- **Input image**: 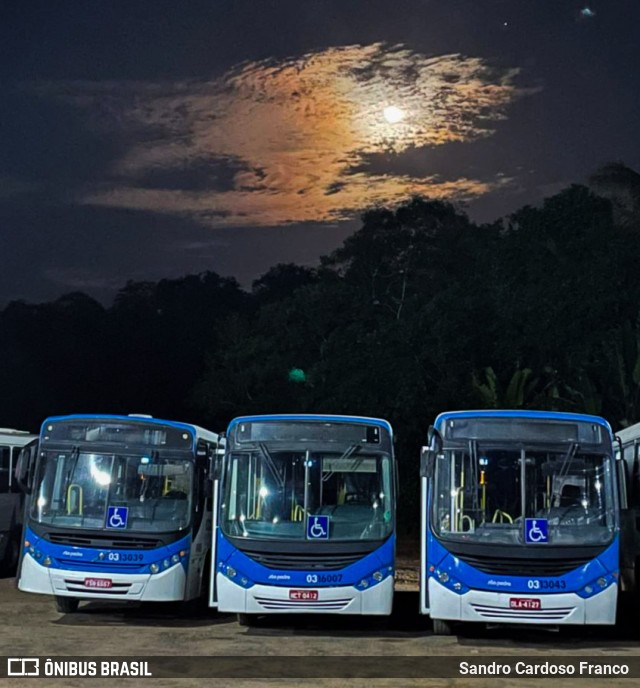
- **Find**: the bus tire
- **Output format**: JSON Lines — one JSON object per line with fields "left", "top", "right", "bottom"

{"left": 55, "top": 596, "right": 79, "bottom": 614}
{"left": 237, "top": 613, "right": 258, "bottom": 627}
{"left": 432, "top": 618, "right": 453, "bottom": 635}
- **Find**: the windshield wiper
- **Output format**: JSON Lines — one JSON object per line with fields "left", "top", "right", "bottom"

{"left": 258, "top": 442, "right": 285, "bottom": 489}
{"left": 552, "top": 442, "right": 580, "bottom": 506}
{"left": 66, "top": 445, "right": 81, "bottom": 481}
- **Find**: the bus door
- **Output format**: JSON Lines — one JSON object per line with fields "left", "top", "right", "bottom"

{"left": 208, "top": 442, "right": 224, "bottom": 608}
{"left": 419, "top": 430, "right": 439, "bottom": 615}
{"left": 13, "top": 439, "right": 38, "bottom": 580}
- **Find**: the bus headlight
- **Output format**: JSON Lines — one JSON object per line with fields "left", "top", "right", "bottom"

{"left": 171, "top": 554, "right": 180, "bottom": 564}
{"left": 150, "top": 563, "right": 160, "bottom": 574}
{"left": 220, "top": 563, "right": 253, "bottom": 588}
{"left": 43, "top": 556, "right": 52, "bottom": 566}
{"left": 430, "top": 568, "right": 467, "bottom": 594}
{"left": 579, "top": 574, "right": 613, "bottom": 598}
{"left": 163, "top": 559, "right": 170, "bottom": 569}
{"left": 355, "top": 567, "right": 392, "bottom": 591}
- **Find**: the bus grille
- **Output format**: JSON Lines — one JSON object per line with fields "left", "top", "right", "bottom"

{"left": 240, "top": 550, "right": 363, "bottom": 570}
{"left": 254, "top": 596, "right": 352, "bottom": 611}
{"left": 63, "top": 578, "right": 133, "bottom": 595}
{"left": 457, "top": 554, "right": 590, "bottom": 577}
{"left": 45, "top": 533, "right": 160, "bottom": 550}
{"left": 470, "top": 603, "right": 575, "bottom": 621}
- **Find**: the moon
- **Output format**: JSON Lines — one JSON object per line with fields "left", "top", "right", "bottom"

{"left": 383, "top": 105, "right": 405, "bottom": 124}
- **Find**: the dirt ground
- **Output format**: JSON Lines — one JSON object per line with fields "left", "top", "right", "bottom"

{"left": 1, "top": 555, "right": 639, "bottom": 688}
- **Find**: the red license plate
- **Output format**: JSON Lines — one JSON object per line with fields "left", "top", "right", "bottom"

{"left": 84, "top": 578, "right": 112, "bottom": 589}
{"left": 289, "top": 589, "right": 318, "bottom": 601}
{"left": 509, "top": 597, "right": 541, "bottom": 610}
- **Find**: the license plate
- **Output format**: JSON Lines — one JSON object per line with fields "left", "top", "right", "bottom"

{"left": 509, "top": 597, "right": 541, "bottom": 610}
{"left": 84, "top": 578, "right": 112, "bottom": 589}
{"left": 289, "top": 589, "right": 318, "bottom": 601}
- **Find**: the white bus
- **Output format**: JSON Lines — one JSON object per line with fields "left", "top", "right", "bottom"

{"left": 0, "top": 428, "right": 37, "bottom": 574}
{"left": 16, "top": 414, "right": 223, "bottom": 613}
{"left": 212, "top": 414, "right": 397, "bottom": 625}
{"left": 420, "top": 410, "right": 620, "bottom": 634}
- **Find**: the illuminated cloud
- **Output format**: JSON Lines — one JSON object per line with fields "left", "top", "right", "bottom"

{"left": 41, "top": 43, "right": 533, "bottom": 226}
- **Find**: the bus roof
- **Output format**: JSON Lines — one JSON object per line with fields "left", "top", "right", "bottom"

{"left": 614, "top": 421, "right": 640, "bottom": 445}
{"left": 433, "top": 409, "right": 613, "bottom": 435}
{"left": 227, "top": 414, "right": 393, "bottom": 436}
{"left": 0, "top": 429, "right": 37, "bottom": 446}
{"left": 40, "top": 413, "right": 222, "bottom": 443}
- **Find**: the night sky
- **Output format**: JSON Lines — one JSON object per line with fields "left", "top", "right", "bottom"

{"left": 2, "top": 0, "right": 639, "bottom": 305}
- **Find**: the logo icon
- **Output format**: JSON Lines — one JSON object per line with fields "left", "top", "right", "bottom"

{"left": 106, "top": 506, "right": 128, "bottom": 530}
{"left": 306, "top": 515, "right": 329, "bottom": 540}
{"left": 525, "top": 518, "right": 549, "bottom": 544}
{"left": 7, "top": 658, "right": 40, "bottom": 676}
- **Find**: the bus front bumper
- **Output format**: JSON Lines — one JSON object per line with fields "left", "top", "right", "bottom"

{"left": 428, "top": 578, "right": 617, "bottom": 625}
{"left": 217, "top": 573, "right": 393, "bottom": 615}
{"left": 18, "top": 555, "right": 186, "bottom": 602}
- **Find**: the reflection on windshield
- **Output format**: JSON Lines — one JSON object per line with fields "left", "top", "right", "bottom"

{"left": 433, "top": 446, "right": 615, "bottom": 545}
{"left": 221, "top": 449, "right": 393, "bottom": 541}
{"left": 32, "top": 450, "right": 192, "bottom": 532}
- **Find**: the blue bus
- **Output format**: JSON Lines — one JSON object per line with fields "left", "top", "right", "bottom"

{"left": 420, "top": 410, "right": 620, "bottom": 634}
{"left": 211, "top": 414, "right": 396, "bottom": 624}
{"left": 16, "top": 414, "right": 223, "bottom": 613}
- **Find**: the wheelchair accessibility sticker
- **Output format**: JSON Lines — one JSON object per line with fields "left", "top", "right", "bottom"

{"left": 106, "top": 506, "right": 129, "bottom": 530}
{"left": 307, "top": 515, "right": 329, "bottom": 540}
{"left": 525, "top": 518, "right": 548, "bottom": 544}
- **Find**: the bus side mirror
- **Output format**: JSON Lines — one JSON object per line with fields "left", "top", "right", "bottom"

{"left": 614, "top": 436, "right": 628, "bottom": 509}
{"left": 209, "top": 447, "right": 224, "bottom": 482}
{"left": 15, "top": 441, "right": 37, "bottom": 494}
{"left": 420, "top": 425, "right": 440, "bottom": 478}
{"left": 420, "top": 447, "right": 435, "bottom": 479}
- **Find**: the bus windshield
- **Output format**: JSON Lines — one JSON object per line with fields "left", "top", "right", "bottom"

{"left": 433, "top": 446, "right": 616, "bottom": 546}
{"left": 221, "top": 448, "right": 393, "bottom": 541}
{"left": 31, "top": 450, "right": 193, "bottom": 531}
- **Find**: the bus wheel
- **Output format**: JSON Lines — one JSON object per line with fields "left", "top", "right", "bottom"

{"left": 55, "top": 596, "right": 79, "bottom": 614}
{"left": 237, "top": 613, "right": 258, "bottom": 627}
{"left": 432, "top": 618, "right": 453, "bottom": 636}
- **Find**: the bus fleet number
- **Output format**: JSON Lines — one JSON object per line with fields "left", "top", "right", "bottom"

{"left": 306, "top": 574, "right": 343, "bottom": 584}
{"left": 527, "top": 579, "right": 566, "bottom": 590}
{"left": 106, "top": 553, "right": 144, "bottom": 562}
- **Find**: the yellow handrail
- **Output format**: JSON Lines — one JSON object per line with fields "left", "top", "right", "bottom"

{"left": 67, "top": 484, "right": 83, "bottom": 515}
{"left": 492, "top": 509, "right": 513, "bottom": 524}
{"left": 291, "top": 504, "right": 305, "bottom": 522}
